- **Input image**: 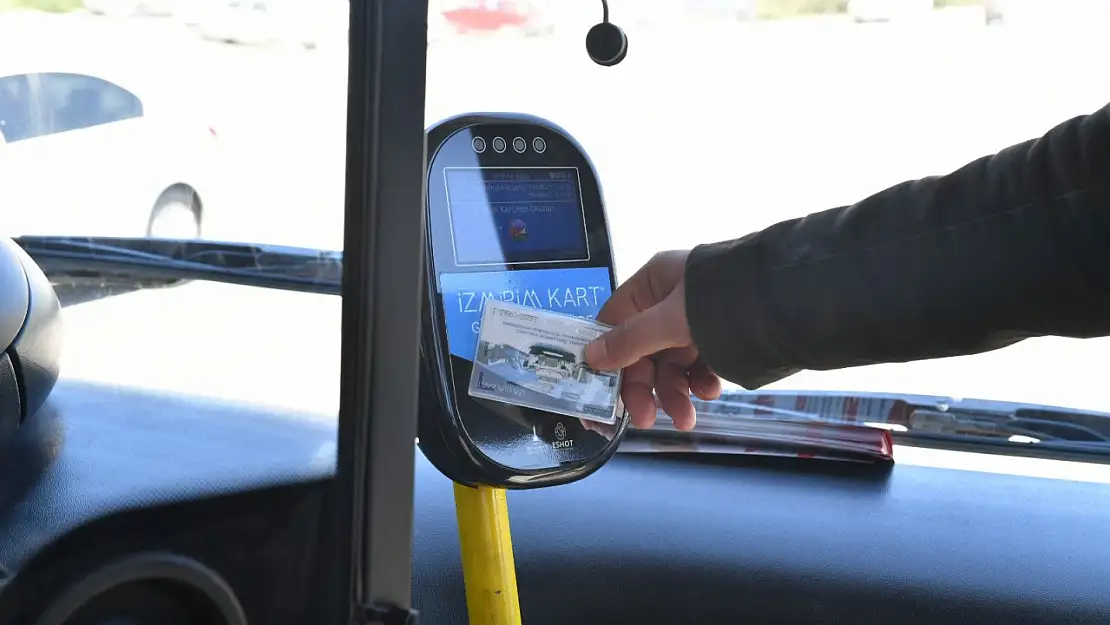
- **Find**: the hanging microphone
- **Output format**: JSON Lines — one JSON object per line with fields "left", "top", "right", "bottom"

{"left": 586, "top": 0, "right": 627, "bottom": 66}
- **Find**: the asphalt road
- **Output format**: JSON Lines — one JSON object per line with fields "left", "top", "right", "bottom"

{"left": 17, "top": 9, "right": 1110, "bottom": 418}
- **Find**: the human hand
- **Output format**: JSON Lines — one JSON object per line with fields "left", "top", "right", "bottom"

{"left": 584, "top": 250, "right": 721, "bottom": 431}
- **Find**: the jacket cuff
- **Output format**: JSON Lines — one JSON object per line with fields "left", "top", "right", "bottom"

{"left": 684, "top": 238, "right": 800, "bottom": 389}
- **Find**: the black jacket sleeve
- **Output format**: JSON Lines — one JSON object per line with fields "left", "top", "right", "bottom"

{"left": 684, "top": 101, "right": 1110, "bottom": 390}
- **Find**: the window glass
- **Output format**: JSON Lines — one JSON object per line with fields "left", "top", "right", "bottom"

{"left": 36, "top": 72, "right": 143, "bottom": 136}
{"left": 426, "top": 0, "right": 1110, "bottom": 434}
{"left": 0, "top": 74, "right": 39, "bottom": 143}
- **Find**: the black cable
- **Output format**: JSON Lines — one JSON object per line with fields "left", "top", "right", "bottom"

{"left": 600, "top": 0, "right": 608, "bottom": 23}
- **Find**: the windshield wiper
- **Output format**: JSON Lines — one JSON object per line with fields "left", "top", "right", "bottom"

{"left": 681, "top": 389, "right": 1110, "bottom": 453}
{"left": 622, "top": 414, "right": 895, "bottom": 464}
{"left": 13, "top": 236, "right": 342, "bottom": 296}
{"left": 623, "top": 390, "right": 1110, "bottom": 465}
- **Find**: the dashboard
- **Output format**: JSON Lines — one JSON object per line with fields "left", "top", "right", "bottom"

{"left": 0, "top": 379, "right": 1107, "bottom": 624}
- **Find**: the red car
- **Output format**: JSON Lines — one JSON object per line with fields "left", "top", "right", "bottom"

{"left": 434, "top": 0, "right": 554, "bottom": 37}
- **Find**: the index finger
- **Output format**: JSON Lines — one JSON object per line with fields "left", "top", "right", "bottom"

{"left": 595, "top": 284, "right": 645, "bottom": 329}
{"left": 595, "top": 261, "right": 657, "bottom": 327}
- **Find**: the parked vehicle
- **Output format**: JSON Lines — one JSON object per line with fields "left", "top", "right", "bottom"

{"left": 0, "top": 66, "right": 221, "bottom": 239}
{"left": 436, "top": 0, "right": 555, "bottom": 37}
{"left": 847, "top": 0, "right": 933, "bottom": 23}
{"left": 195, "top": 0, "right": 346, "bottom": 49}
{"left": 83, "top": 0, "right": 178, "bottom": 17}
{"left": 983, "top": 0, "right": 1006, "bottom": 23}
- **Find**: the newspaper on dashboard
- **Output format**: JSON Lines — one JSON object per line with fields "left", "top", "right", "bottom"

{"left": 468, "top": 299, "right": 622, "bottom": 426}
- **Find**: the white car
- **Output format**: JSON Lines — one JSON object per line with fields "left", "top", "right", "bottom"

{"left": 83, "top": 0, "right": 179, "bottom": 17}
{"left": 0, "top": 65, "right": 223, "bottom": 239}
{"left": 176, "top": 0, "right": 225, "bottom": 28}
{"left": 195, "top": 0, "right": 275, "bottom": 46}
{"left": 196, "top": 0, "right": 347, "bottom": 49}
{"left": 847, "top": 0, "right": 933, "bottom": 22}
{"left": 285, "top": 0, "right": 348, "bottom": 50}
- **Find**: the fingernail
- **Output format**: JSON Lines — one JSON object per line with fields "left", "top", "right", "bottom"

{"left": 584, "top": 339, "right": 606, "bottom": 366}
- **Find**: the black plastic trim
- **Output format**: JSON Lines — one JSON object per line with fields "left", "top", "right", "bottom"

{"left": 336, "top": 0, "right": 428, "bottom": 621}
{"left": 33, "top": 552, "right": 247, "bottom": 625}
{"left": 9, "top": 241, "right": 62, "bottom": 424}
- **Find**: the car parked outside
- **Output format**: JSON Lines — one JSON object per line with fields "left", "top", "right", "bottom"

{"left": 0, "top": 66, "right": 223, "bottom": 239}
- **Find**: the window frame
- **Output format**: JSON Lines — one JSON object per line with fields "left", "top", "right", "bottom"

{"left": 332, "top": 0, "right": 429, "bottom": 623}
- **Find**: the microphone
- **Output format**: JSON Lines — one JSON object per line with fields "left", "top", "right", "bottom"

{"left": 586, "top": 0, "right": 627, "bottom": 66}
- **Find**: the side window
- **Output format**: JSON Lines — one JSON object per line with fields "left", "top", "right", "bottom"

{"left": 0, "top": 74, "right": 38, "bottom": 143}
{"left": 35, "top": 73, "right": 143, "bottom": 136}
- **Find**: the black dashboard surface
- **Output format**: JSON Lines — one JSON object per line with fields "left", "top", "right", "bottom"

{"left": 4, "top": 380, "right": 1110, "bottom": 624}
{"left": 0, "top": 381, "right": 336, "bottom": 574}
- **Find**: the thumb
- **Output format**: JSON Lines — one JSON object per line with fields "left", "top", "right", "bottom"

{"left": 585, "top": 297, "right": 685, "bottom": 370}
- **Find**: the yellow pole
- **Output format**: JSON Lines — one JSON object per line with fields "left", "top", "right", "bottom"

{"left": 453, "top": 482, "right": 523, "bottom": 625}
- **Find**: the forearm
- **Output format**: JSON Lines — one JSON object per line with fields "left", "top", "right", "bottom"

{"left": 685, "top": 102, "right": 1110, "bottom": 389}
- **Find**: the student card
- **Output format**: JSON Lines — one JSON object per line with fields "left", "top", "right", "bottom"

{"left": 468, "top": 299, "right": 622, "bottom": 426}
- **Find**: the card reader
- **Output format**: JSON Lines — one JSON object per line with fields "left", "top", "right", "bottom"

{"left": 418, "top": 113, "right": 630, "bottom": 489}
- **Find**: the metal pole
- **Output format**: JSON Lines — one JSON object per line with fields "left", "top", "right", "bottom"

{"left": 454, "top": 484, "right": 524, "bottom": 625}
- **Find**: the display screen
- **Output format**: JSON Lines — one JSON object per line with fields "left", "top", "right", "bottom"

{"left": 444, "top": 167, "right": 590, "bottom": 266}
